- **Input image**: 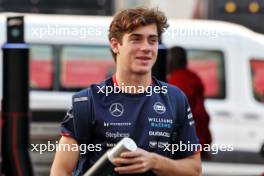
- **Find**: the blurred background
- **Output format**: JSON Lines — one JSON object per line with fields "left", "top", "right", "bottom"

{"left": 0, "top": 0, "right": 264, "bottom": 175}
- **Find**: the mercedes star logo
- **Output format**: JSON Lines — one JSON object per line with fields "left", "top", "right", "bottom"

{"left": 109, "top": 103, "right": 124, "bottom": 117}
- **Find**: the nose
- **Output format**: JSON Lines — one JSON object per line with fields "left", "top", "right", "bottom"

{"left": 140, "top": 39, "right": 152, "bottom": 53}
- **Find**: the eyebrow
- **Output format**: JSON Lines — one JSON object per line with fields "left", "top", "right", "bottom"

{"left": 129, "top": 33, "right": 158, "bottom": 38}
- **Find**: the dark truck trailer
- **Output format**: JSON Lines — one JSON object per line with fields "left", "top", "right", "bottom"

{"left": 193, "top": 0, "right": 264, "bottom": 34}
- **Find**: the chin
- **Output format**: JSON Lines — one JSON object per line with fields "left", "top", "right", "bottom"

{"left": 133, "top": 68, "right": 151, "bottom": 75}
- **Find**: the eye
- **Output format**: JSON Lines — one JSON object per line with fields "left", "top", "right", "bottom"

{"left": 131, "top": 37, "right": 140, "bottom": 41}
{"left": 149, "top": 37, "right": 158, "bottom": 43}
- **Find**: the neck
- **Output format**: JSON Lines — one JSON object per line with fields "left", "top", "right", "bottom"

{"left": 115, "top": 70, "right": 152, "bottom": 93}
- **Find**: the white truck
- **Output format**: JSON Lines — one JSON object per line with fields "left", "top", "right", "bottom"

{"left": 0, "top": 13, "right": 263, "bottom": 158}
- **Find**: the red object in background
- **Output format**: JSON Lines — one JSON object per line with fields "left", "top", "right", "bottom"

{"left": 30, "top": 59, "right": 53, "bottom": 89}
{"left": 168, "top": 68, "right": 212, "bottom": 147}
{"left": 189, "top": 59, "right": 218, "bottom": 97}
{"left": 61, "top": 59, "right": 114, "bottom": 88}
{"left": 251, "top": 60, "right": 264, "bottom": 95}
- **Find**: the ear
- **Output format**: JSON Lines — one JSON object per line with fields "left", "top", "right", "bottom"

{"left": 110, "top": 38, "right": 120, "bottom": 54}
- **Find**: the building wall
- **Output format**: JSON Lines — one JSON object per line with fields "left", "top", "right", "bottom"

{"left": 114, "top": 0, "right": 197, "bottom": 19}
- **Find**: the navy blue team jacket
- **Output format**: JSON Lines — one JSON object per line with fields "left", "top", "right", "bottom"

{"left": 60, "top": 76, "right": 200, "bottom": 176}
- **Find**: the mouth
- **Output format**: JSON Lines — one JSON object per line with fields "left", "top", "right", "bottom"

{"left": 135, "top": 56, "right": 152, "bottom": 61}
{"left": 135, "top": 56, "right": 152, "bottom": 67}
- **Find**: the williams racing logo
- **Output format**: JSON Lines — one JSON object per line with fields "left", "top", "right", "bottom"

{"left": 148, "top": 117, "right": 173, "bottom": 129}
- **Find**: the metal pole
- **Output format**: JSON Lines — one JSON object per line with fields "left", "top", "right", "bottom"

{"left": 1, "top": 16, "right": 33, "bottom": 176}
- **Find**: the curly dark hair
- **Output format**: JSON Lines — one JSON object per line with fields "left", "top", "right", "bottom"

{"left": 108, "top": 7, "right": 169, "bottom": 60}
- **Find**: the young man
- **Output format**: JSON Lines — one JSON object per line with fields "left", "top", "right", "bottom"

{"left": 51, "top": 8, "right": 201, "bottom": 176}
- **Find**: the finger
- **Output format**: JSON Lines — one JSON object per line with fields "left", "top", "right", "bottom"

{"left": 120, "top": 151, "right": 141, "bottom": 158}
{"left": 115, "top": 163, "right": 143, "bottom": 174}
{"left": 112, "top": 157, "right": 139, "bottom": 165}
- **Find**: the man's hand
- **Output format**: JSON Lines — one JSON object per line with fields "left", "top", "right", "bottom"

{"left": 112, "top": 148, "right": 155, "bottom": 174}
{"left": 112, "top": 147, "right": 201, "bottom": 176}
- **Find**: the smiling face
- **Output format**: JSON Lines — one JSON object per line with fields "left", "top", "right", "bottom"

{"left": 110, "top": 24, "right": 159, "bottom": 75}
